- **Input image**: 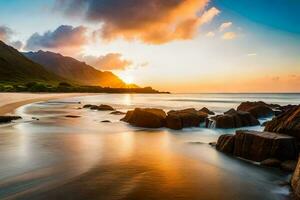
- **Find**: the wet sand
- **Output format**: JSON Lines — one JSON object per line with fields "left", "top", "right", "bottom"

{"left": 0, "top": 93, "right": 95, "bottom": 115}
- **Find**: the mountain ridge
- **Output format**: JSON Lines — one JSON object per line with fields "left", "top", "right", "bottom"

{"left": 24, "top": 50, "right": 127, "bottom": 88}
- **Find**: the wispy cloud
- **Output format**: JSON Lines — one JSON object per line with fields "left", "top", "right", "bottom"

{"left": 219, "top": 22, "right": 232, "bottom": 32}
{"left": 247, "top": 53, "right": 257, "bottom": 56}
{"left": 82, "top": 53, "right": 133, "bottom": 71}
{"left": 222, "top": 32, "right": 237, "bottom": 40}
{"left": 206, "top": 31, "right": 215, "bottom": 37}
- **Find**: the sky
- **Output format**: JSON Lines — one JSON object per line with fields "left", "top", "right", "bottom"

{"left": 0, "top": 0, "right": 299, "bottom": 93}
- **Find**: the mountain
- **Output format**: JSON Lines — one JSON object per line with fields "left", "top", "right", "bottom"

{"left": 24, "top": 51, "right": 127, "bottom": 88}
{"left": 0, "top": 40, "right": 64, "bottom": 83}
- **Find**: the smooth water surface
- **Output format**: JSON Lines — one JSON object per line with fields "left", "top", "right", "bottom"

{"left": 0, "top": 93, "right": 299, "bottom": 199}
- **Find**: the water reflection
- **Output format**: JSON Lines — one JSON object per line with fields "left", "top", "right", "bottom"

{"left": 0, "top": 94, "right": 296, "bottom": 199}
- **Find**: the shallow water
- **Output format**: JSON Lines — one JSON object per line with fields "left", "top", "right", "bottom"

{"left": 0, "top": 93, "right": 299, "bottom": 199}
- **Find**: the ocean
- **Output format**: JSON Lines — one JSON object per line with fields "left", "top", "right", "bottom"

{"left": 0, "top": 93, "right": 299, "bottom": 199}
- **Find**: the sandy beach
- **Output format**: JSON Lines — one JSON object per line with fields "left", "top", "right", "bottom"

{"left": 0, "top": 93, "right": 94, "bottom": 115}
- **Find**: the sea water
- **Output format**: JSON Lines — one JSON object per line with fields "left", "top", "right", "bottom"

{"left": 0, "top": 93, "right": 299, "bottom": 199}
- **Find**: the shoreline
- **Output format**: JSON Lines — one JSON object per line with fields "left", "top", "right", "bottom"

{"left": 0, "top": 93, "right": 96, "bottom": 115}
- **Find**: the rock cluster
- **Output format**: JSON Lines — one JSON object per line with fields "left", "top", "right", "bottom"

{"left": 121, "top": 108, "right": 208, "bottom": 130}
{"left": 216, "top": 130, "right": 298, "bottom": 162}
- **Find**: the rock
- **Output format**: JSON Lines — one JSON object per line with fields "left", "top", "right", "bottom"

{"left": 237, "top": 101, "right": 274, "bottom": 118}
{"left": 101, "top": 120, "right": 111, "bottom": 123}
{"left": 261, "top": 121, "right": 270, "bottom": 127}
{"left": 83, "top": 104, "right": 114, "bottom": 111}
{"left": 209, "top": 142, "right": 217, "bottom": 147}
{"left": 216, "top": 130, "right": 298, "bottom": 162}
{"left": 264, "top": 105, "right": 300, "bottom": 141}
{"left": 97, "top": 104, "right": 115, "bottom": 111}
{"left": 83, "top": 104, "right": 93, "bottom": 108}
{"left": 216, "top": 134, "right": 235, "bottom": 154}
{"left": 291, "top": 157, "right": 300, "bottom": 198}
{"left": 65, "top": 115, "right": 81, "bottom": 118}
{"left": 211, "top": 109, "right": 259, "bottom": 128}
{"left": 199, "top": 107, "right": 215, "bottom": 115}
{"left": 281, "top": 160, "right": 297, "bottom": 172}
{"left": 165, "top": 108, "right": 208, "bottom": 130}
{"left": 0, "top": 116, "right": 22, "bottom": 124}
{"left": 260, "top": 158, "right": 281, "bottom": 167}
{"left": 110, "top": 111, "right": 126, "bottom": 115}
{"left": 121, "top": 108, "right": 166, "bottom": 128}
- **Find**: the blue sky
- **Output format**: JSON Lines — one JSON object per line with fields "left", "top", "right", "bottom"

{"left": 0, "top": 0, "right": 299, "bottom": 92}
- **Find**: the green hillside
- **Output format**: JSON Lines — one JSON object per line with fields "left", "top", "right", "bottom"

{"left": 0, "top": 40, "right": 64, "bottom": 84}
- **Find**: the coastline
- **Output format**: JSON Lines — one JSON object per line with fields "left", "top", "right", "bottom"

{"left": 0, "top": 93, "right": 96, "bottom": 115}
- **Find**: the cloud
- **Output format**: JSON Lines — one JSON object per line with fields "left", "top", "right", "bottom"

{"left": 83, "top": 53, "right": 133, "bottom": 70}
{"left": 0, "top": 26, "right": 13, "bottom": 41}
{"left": 10, "top": 40, "right": 23, "bottom": 49}
{"left": 219, "top": 22, "right": 232, "bottom": 32}
{"left": 0, "top": 25, "right": 23, "bottom": 50}
{"left": 206, "top": 31, "right": 215, "bottom": 37}
{"left": 247, "top": 53, "right": 257, "bottom": 56}
{"left": 222, "top": 32, "right": 237, "bottom": 40}
{"left": 25, "top": 25, "right": 88, "bottom": 53}
{"left": 57, "top": 0, "right": 220, "bottom": 44}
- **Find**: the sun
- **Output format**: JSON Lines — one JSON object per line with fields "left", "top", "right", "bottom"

{"left": 120, "top": 74, "right": 134, "bottom": 84}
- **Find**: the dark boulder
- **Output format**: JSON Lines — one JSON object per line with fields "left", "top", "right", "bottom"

{"left": 237, "top": 101, "right": 274, "bottom": 118}
{"left": 0, "top": 116, "right": 22, "bottom": 124}
{"left": 291, "top": 157, "right": 300, "bottom": 198}
{"left": 199, "top": 107, "right": 215, "bottom": 115}
{"left": 101, "top": 120, "right": 111, "bottom": 123}
{"left": 281, "top": 160, "right": 297, "bottom": 172}
{"left": 211, "top": 109, "right": 259, "bottom": 128}
{"left": 83, "top": 104, "right": 93, "bottom": 108}
{"left": 121, "top": 108, "right": 166, "bottom": 128}
{"left": 264, "top": 105, "right": 300, "bottom": 141}
{"left": 216, "top": 134, "right": 235, "bottom": 154}
{"left": 165, "top": 108, "right": 208, "bottom": 130}
{"left": 216, "top": 130, "right": 298, "bottom": 162}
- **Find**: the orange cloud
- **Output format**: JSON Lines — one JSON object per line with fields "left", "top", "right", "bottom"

{"left": 83, "top": 53, "right": 133, "bottom": 71}
{"left": 222, "top": 32, "right": 237, "bottom": 40}
{"left": 58, "top": 0, "right": 220, "bottom": 44}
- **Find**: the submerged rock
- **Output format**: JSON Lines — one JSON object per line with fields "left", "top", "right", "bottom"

{"left": 211, "top": 109, "right": 259, "bottom": 128}
{"left": 83, "top": 104, "right": 115, "bottom": 111}
{"left": 199, "top": 107, "right": 215, "bottom": 115}
{"left": 237, "top": 101, "right": 274, "bottom": 118}
{"left": 166, "top": 108, "right": 207, "bottom": 130}
{"left": 0, "top": 116, "right": 22, "bottom": 124}
{"left": 65, "top": 115, "right": 81, "bottom": 118}
{"left": 264, "top": 105, "right": 300, "bottom": 141}
{"left": 216, "top": 130, "right": 298, "bottom": 162}
{"left": 110, "top": 111, "right": 126, "bottom": 115}
{"left": 260, "top": 158, "right": 281, "bottom": 168}
{"left": 97, "top": 104, "right": 115, "bottom": 111}
{"left": 121, "top": 108, "right": 166, "bottom": 128}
